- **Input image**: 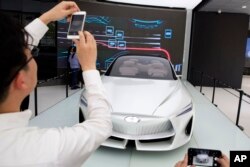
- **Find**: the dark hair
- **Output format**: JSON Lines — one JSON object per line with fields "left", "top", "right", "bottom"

{"left": 0, "top": 12, "right": 30, "bottom": 102}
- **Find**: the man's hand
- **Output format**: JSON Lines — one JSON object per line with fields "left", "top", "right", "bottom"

{"left": 39, "top": 1, "right": 80, "bottom": 24}
{"left": 73, "top": 31, "right": 97, "bottom": 71}
{"left": 175, "top": 154, "right": 195, "bottom": 167}
{"left": 215, "top": 154, "right": 229, "bottom": 167}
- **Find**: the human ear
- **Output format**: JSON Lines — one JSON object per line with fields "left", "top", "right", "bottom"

{"left": 13, "top": 71, "right": 29, "bottom": 90}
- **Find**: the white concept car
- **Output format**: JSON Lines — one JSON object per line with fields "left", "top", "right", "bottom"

{"left": 79, "top": 55, "right": 195, "bottom": 151}
{"left": 196, "top": 154, "right": 209, "bottom": 164}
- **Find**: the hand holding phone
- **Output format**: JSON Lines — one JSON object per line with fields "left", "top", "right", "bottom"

{"left": 67, "top": 11, "right": 86, "bottom": 39}
{"left": 188, "top": 148, "right": 222, "bottom": 167}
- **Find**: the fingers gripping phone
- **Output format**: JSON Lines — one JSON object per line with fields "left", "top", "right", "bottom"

{"left": 67, "top": 11, "right": 86, "bottom": 39}
{"left": 188, "top": 148, "right": 222, "bottom": 167}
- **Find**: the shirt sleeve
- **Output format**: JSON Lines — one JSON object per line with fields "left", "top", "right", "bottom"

{"left": 58, "top": 70, "right": 112, "bottom": 165}
{"left": 33, "top": 70, "right": 112, "bottom": 166}
{"left": 24, "top": 18, "right": 112, "bottom": 165}
{"left": 24, "top": 18, "right": 49, "bottom": 47}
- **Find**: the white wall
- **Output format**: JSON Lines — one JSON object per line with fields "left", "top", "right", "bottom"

{"left": 181, "top": 9, "right": 193, "bottom": 80}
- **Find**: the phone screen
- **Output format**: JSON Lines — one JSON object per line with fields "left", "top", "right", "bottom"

{"left": 68, "top": 14, "right": 85, "bottom": 35}
{"left": 188, "top": 148, "right": 222, "bottom": 167}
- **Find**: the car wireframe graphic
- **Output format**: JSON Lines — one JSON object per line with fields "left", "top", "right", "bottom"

{"left": 79, "top": 54, "right": 195, "bottom": 151}
{"left": 196, "top": 154, "right": 209, "bottom": 163}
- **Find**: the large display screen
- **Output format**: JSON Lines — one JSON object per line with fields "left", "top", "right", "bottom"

{"left": 57, "top": 1, "right": 186, "bottom": 74}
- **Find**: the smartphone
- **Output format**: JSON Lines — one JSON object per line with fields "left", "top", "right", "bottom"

{"left": 188, "top": 148, "right": 222, "bottom": 167}
{"left": 67, "top": 11, "right": 86, "bottom": 39}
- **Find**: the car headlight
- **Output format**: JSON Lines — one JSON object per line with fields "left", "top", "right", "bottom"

{"left": 177, "top": 103, "right": 192, "bottom": 117}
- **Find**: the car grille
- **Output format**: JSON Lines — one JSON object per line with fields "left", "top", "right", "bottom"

{"left": 112, "top": 115, "right": 174, "bottom": 137}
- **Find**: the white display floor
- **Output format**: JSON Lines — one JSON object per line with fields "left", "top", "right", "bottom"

{"left": 29, "top": 81, "right": 250, "bottom": 167}
{"left": 197, "top": 75, "right": 250, "bottom": 137}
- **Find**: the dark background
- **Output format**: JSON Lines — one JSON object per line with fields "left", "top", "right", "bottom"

{"left": 0, "top": 0, "right": 249, "bottom": 89}
{"left": 188, "top": 12, "right": 249, "bottom": 88}
{"left": 0, "top": 0, "right": 57, "bottom": 80}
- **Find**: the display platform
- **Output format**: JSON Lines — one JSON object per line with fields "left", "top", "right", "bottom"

{"left": 29, "top": 81, "right": 250, "bottom": 167}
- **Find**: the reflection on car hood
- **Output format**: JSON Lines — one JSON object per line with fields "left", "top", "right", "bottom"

{"left": 102, "top": 76, "right": 180, "bottom": 116}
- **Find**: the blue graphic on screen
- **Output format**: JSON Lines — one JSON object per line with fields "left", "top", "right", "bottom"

{"left": 165, "top": 29, "right": 173, "bottom": 39}
{"left": 86, "top": 16, "right": 110, "bottom": 25}
{"left": 174, "top": 64, "right": 182, "bottom": 73}
{"left": 131, "top": 19, "right": 163, "bottom": 29}
{"left": 108, "top": 39, "right": 117, "bottom": 48}
{"left": 58, "top": 18, "right": 67, "bottom": 24}
{"left": 106, "top": 26, "right": 114, "bottom": 36}
{"left": 118, "top": 41, "right": 126, "bottom": 49}
{"left": 115, "top": 30, "right": 124, "bottom": 39}
{"left": 57, "top": 5, "right": 186, "bottom": 75}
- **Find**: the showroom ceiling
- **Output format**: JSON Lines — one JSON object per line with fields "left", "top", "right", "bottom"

{"left": 102, "top": 0, "right": 250, "bottom": 15}
{"left": 199, "top": 0, "right": 250, "bottom": 29}
{"left": 103, "top": 0, "right": 202, "bottom": 9}
{"left": 30, "top": 0, "right": 250, "bottom": 15}
{"left": 199, "top": 0, "right": 250, "bottom": 15}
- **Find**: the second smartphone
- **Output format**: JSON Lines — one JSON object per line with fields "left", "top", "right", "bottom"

{"left": 67, "top": 11, "right": 87, "bottom": 39}
{"left": 188, "top": 148, "right": 222, "bottom": 167}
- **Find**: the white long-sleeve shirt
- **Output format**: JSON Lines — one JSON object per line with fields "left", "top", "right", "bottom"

{"left": 0, "top": 19, "right": 112, "bottom": 167}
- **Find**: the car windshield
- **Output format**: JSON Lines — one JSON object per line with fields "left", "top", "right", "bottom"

{"left": 105, "top": 55, "right": 176, "bottom": 80}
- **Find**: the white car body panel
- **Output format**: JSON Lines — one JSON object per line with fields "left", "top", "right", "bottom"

{"left": 102, "top": 76, "right": 181, "bottom": 117}
{"left": 80, "top": 55, "right": 195, "bottom": 151}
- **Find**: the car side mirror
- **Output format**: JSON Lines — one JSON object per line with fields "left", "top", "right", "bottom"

{"left": 99, "top": 69, "right": 106, "bottom": 75}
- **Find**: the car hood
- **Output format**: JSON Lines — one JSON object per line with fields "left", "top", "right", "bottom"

{"left": 101, "top": 76, "right": 180, "bottom": 116}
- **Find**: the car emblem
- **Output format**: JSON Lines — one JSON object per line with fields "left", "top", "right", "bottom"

{"left": 124, "top": 116, "right": 140, "bottom": 123}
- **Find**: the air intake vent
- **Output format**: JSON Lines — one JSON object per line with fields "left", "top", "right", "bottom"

{"left": 79, "top": 108, "right": 85, "bottom": 123}
{"left": 139, "top": 136, "right": 173, "bottom": 143}
{"left": 185, "top": 117, "right": 193, "bottom": 135}
{"left": 109, "top": 136, "right": 124, "bottom": 141}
